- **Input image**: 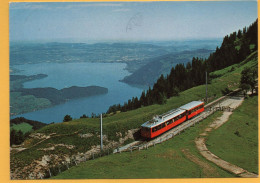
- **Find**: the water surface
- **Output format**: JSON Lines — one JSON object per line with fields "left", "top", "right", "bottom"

{"left": 11, "top": 62, "right": 144, "bottom": 123}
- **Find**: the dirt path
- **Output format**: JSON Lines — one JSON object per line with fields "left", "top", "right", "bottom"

{"left": 182, "top": 149, "right": 219, "bottom": 177}
{"left": 195, "top": 96, "right": 258, "bottom": 178}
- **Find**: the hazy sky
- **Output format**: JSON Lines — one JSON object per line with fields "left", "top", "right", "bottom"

{"left": 9, "top": 1, "right": 257, "bottom": 42}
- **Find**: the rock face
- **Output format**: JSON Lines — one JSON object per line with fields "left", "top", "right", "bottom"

{"left": 10, "top": 128, "right": 139, "bottom": 179}
{"left": 78, "top": 133, "right": 94, "bottom": 138}
{"left": 118, "top": 129, "right": 139, "bottom": 144}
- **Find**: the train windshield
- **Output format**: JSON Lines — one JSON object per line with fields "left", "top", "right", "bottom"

{"left": 141, "top": 127, "right": 150, "bottom": 132}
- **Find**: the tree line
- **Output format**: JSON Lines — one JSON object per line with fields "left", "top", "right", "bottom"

{"left": 106, "top": 19, "right": 258, "bottom": 114}
{"left": 10, "top": 117, "right": 47, "bottom": 130}
{"left": 10, "top": 117, "right": 47, "bottom": 146}
{"left": 10, "top": 129, "right": 30, "bottom": 146}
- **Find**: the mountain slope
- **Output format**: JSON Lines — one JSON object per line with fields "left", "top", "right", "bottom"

{"left": 121, "top": 49, "right": 214, "bottom": 86}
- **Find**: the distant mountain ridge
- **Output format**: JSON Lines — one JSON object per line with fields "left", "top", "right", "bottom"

{"left": 10, "top": 40, "right": 221, "bottom": 74}
{"left": 121, "top": 49, "right": 214, "bottom": 86}
{"left": 16, "top": 86, "right": 108, "bottom": 105}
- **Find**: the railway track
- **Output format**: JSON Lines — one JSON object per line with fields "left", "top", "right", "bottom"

{"left": 114, "top": 90, "right": 241, "bottom": 153}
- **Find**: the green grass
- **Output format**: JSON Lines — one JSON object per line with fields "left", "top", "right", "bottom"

{"left": 53, "top": 112, "right": 234, "bottom": 179}
{"left": 207, "top": 94, "right": 258, "bottom": 174}
{"left": 10, "top": 123, "right": 33, "bottom": 133}
{"left": 209, "top": 51, "right": 258, "bottom": 79}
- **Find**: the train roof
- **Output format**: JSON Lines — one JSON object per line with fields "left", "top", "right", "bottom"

{"left": 179, "top": 101, "right": 204, "bottom": 110}
{"left": 141, "top": 108, "right": 186, "bottom": 128}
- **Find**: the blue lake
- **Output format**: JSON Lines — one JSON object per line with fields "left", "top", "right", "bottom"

{"left": 11, "top": 62, "right": 145, "bottom": 123}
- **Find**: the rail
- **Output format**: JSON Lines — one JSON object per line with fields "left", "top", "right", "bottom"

{"left": 114, "top": 89, "right": 241, "bottom": 153}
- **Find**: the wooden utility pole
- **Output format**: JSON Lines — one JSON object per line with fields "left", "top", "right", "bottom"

{"left": 206, "top": 71, "right": 208, "bottom": 103}
{"left": 100, "top": 114, "right": 103, "bottom": 152}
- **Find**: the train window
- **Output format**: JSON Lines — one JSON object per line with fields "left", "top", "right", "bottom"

{"left": 162, "top": 123, "right": 165, "bottom": 128}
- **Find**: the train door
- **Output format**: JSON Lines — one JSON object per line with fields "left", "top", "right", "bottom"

{"left": 185, "top": 110, "right": 189, "bottom": 120}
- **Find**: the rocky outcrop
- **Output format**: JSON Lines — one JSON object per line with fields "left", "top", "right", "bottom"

{"left": 10, "top": 128, "right": 139, "bottom": 179}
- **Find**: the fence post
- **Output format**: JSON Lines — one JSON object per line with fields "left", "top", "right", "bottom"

{"left": 48, "top": 168, "right": 52, "bottom": 177}
{"left": 84, "top": 155, "right": 86, "bottom": 161}
{"left": 92, "top": 153, "right": 94, "bottom": 160}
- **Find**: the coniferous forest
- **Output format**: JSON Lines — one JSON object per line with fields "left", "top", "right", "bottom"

{"left": 106, "top": 19, "right": 258, "bottom": 114}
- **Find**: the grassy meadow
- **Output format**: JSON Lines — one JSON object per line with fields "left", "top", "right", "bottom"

{"left": 207, "top": 94, "right": 258, "bottom": 174}
{"left": 10, "top": 123, "right": 33, "bottom": 133}
{"left": 53, "top": 112, "right": 235, "bottom": 179}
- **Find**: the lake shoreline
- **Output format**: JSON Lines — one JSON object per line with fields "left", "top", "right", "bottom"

{"left": 10, "top": 62, "right": 144, "bottom": 123}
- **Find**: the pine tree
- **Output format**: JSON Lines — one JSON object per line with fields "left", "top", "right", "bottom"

{"left": 63, "top": 114, "right": 72, "bottom": 122}
{"left": 240, "top": 67, "right": 258, "bottom": 94}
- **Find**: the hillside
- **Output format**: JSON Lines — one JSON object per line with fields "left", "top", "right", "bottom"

{"left": 10, "top": 117, "right": 47, "bottom": 131}
{"left": 108, "top": 19, "right": 257, "bottom": 114}
{"left": 10, "top": 50, "right": 258, "bottom": 179}
{"left": 10, "top": 117, "right": 48, "bottom": 146}
{"left": 54, "top": 92, "right": 258, "bottom": 179}
{"left": 121, "top": 49, "right": 213, "bottom": 86}
{"left": 17, "top": 86, "right": 108, "bottom": 105}
{"left": 10, "top": 74, "right": 48, "bottom": 91}
{"left": 207, "top": 95, "right": 258, "bottom": 174}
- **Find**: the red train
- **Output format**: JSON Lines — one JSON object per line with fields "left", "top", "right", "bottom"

{"left": 141, "top": 101, "right": 204, "bottom": 139}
